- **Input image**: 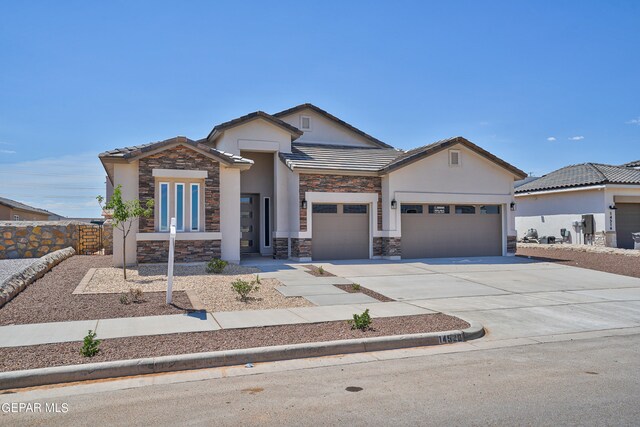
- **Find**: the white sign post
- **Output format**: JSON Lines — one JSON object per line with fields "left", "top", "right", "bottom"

{"left": 166, "top": 217, "right": 176, "bottom": 305}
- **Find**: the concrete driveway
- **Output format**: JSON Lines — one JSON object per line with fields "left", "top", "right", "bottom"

{"left": 319, "top": 256, "right": 640, "bottom": 340}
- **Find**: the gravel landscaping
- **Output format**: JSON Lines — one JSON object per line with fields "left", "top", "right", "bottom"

{"left": 0, "top": 258, "right": 38, "bottom": 283}
{"left": 335, "top": 284, "right": 394, "bottom": 302}
{"left": 517, "top": 246, "right": 640, "bottom": 279}
{"left": 0, "top": 313, "right": 469, "bottom": 372}
{"left": 80, "top": 263, "right": 312, "bottom": 313}
{"left": 0, "top": 256, "right": 192, "bottom": 326}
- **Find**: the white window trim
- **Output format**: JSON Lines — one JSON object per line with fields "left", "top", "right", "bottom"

{"left": 300, "top": 115, "right": 312, "bottom": 131}
{"left": 159, "top": 182, "right": 170, "bottom": 232}
{"left": 449, "top": 149, "right": 461, "bottom": 167}
{"left": 190, "top": 183, "right": 200, "bottom": 232}
{"left": 175, "top": 183, "right": 185, "bottom": 232}
{"left": 13, "top": 215, "right": 19, "bottom": 221}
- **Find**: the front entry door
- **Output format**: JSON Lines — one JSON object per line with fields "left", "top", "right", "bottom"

{"left": 241, "top": 194, "right": 259, "bottom": 253}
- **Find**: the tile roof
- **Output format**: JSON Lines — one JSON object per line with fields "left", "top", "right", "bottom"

{"left": 280, "top": 143, "right": 402, "bottom": 172}
{"left": 378, "top": 136, "right": 527, "bottom": 178}
{"left": 273, "top": 103, "right": 394, "bottom": 149}
{"left": 99, "top": 136, "right": 253, "bottom": 165}
{"left": 0, "top": 196, "right": 59, "bottom": 217}
{"left": 207, "top": 111, "right": 303, "bottom": 141}
{"left": 515, "top": 163, "right": 640, "bottom": 193}
{"left": 623, "top": 160, "right": 640, "bottom": 168}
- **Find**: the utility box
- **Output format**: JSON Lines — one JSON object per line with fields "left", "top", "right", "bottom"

{"left": 582, "top": 214, "right": 595, "bottom": 235}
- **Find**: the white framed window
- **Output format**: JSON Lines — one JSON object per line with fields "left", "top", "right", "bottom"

{"left": 190, "top": 183, "right": 200, "bottom": 231}
{"left": 159, "top": 182, "right": 169, "bottom": 231}
{"left": 449, "top": 149, "right": 461, "bottom": 167}
{"left": 13, "top": 214, "right": 19, "bottom": 221}
{"left": 175, "top": 183, "right": 185, "bottom": 231}
{"left": 300, "top": 115, "right": 311, "bottom": 131}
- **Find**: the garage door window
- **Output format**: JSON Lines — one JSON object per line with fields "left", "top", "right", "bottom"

{"left": 455, "top": 205, "right": 476, "bottom": 214}
{"left": 401, "top": 205, "right": 423, "bottom": 214}
{"left": 312, "top": 204, "right": 338, "bottom": 214}
{"left": 343, "top": 204, "right": 367, "bottom": 214}
{"left": 480, "top": 205, "right": 500, "bottom": 214}
{"left": 428, "top": 205, "right": 449, "bottom": 214}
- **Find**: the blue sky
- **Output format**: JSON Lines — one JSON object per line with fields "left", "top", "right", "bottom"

{"left": 1, "top": 1, "right": 639, "bottom": 217}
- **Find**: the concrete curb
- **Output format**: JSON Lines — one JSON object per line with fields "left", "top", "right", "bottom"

{"left": 0, "top": 321, "right": 483, "bottom": 390}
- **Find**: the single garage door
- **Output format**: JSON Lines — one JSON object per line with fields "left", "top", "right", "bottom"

{"left": 312, "top": 203, "right": 369, "bottom": 260}
{"left": 616, "top": 203, "right": 640, "bottom": 249}
{"left": 401, "top": 204, "right": 502, "bottom": 258}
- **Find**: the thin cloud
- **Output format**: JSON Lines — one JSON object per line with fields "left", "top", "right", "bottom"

{"left": 546, "top": 137, "right": 556, "bottom": 141}
{"left": 0, "top": 152, "right": 105, "bottom": 218}
{"left": 626, "top": 117, "right": 640, "bottom": 125}
{"left": 0, "top": 149, "right": 16, "bottom": 154}
{"left": 568, "top": 136, "right": 584, "bottom": 141}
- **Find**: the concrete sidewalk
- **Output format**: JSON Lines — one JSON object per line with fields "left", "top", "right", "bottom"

{"left": 0, "top": 301, "right": 434, "bottom": 348}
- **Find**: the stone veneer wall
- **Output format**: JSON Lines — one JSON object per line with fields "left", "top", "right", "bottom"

{"left": 507, "top": 235, "right": 517, "bottom": 254}
{"left": 137, "top": 240, "right": 221, "bottom": 263}
{"left": 103, "top": 220, "right": 113, "bottom": 255}
{"left": 290, "top": 238, "right": 312, "bottom": 259}
{"left": 382, "top": 237, "right": 402, "bottom": 257}
{"left": 273, "top": 238, "right": 289, "bottom": 259}
{"left": 298, "top": 174, "right": 382, "bottom": 232}
{"left": 138, "top": 144, "right": 221, "bottom": 233}
{"left": 0, "top": 221, "right": 109, "bottom": 259}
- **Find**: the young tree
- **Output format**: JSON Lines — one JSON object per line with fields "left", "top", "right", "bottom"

{"left": 97, "top": 185, "right": 153, "bottom": 280}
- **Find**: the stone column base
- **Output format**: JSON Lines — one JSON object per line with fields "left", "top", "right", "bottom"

{"left": 507, "top": 235, "right": 517, "bottom": 255}
{"left": 137, "top": 240, "right": 221, "bottom": 263}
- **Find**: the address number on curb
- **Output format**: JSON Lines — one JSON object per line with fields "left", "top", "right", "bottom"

{"left": 438, "top": 333, "right": 463, "bottom": 344}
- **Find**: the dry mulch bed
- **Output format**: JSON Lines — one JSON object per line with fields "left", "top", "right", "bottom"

{"left": 517, "top": 247, "right": 640, "bottom": 279}
{"left": 0, "top": 256, "right": 192, "bottom": 326}
{"left": 0, "top": 313, "right": 469, "bottom": 372}
{"left": 334, "top": 284, "right": 394, "bottom": 302}
{"left": 302, "top": 265, "right": 336, "bottom": 277}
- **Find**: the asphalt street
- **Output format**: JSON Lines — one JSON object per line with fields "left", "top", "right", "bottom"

{"left": 2, "top": 333, "right": 639, "bottom": 426}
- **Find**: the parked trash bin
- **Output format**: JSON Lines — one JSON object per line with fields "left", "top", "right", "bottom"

{"left": 632, "top": 232, "right": 640, "bottom": 250}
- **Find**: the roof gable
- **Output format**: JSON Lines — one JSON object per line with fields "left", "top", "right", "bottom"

{"left": 379, "top": 136, "right": 526, "bottom": 179}
{"left": 206, "top": 111, "right": 303, "bottom": 142}
{"left": 273, "top": 104, "right": 393, "bottom": 149}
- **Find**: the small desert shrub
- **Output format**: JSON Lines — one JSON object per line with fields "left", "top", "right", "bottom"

{"left": 129, "top": 287, "right": 144, "bottom": 303}
{"left": 255, "top": 274, "right": 261, "bottom": 284}
{"left": 119, "top": 293, "right": 131, "bottom": 305}
{"left": 80, "top": 330, "right": 101, "bottom": 357}
{"left": 317, "top": 265, "right": 325, "bottom": 275}
{"left": 349, "top": 309, "right": 372, "bottom": 331}
{"left": 231, "top": 279, "right": 259, "bottom": 302}
{"left": 207, "top": 258, "right": 228, "bottom": 274}
{"left": 352, "top": 283, "right": 361, "bottom": 291}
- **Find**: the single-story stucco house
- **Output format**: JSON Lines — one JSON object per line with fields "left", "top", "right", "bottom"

{"left": 514, "top": 162, "right": 640, "bottom": 249}
{"left": 0, "top": 196, "right": 63, "bottom": 221}
{"left": 99, "top": 103, "right": 526, "bottom": 266}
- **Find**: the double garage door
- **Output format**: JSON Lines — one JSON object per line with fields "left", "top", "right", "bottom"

{"left": 401, "top": 204, "right": 503, "bottom": 258}
{"left": 616, "top": 203, "right": 640, "bottom": 249}
{"left": 312, "top": 203, "right": 369, "bottom": 260}
{"left": 311, "top": 202, "right": 504, "bottom": 260}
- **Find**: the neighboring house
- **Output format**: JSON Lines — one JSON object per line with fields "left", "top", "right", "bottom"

{"left": 0, "top": 196, "right": 63, "bottom": 221}
{"left": 515, "top": 163, "right": 640, "bottom": 249}
{"left": 99, "top": 103, "right": 525, "bottom": 266}
{"left": 622, "top": 160, "right": 640, "bottom": 170}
